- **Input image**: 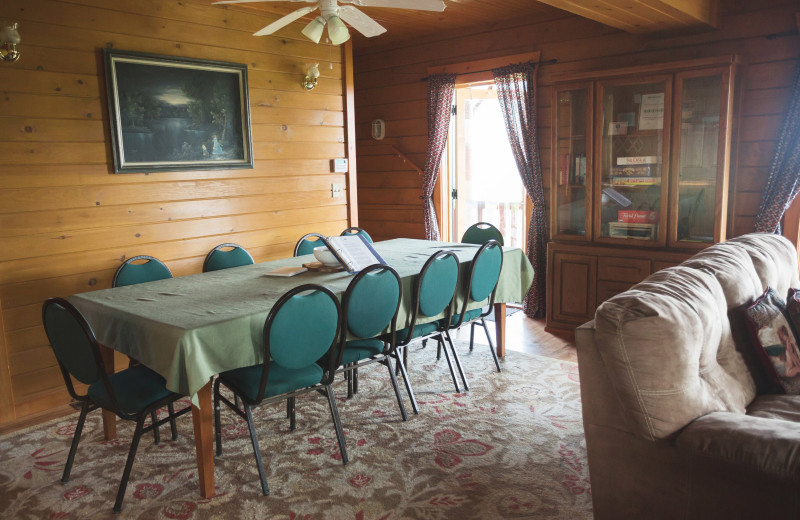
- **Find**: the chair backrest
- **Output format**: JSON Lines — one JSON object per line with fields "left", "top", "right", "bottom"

{"left": 461, "top": 222, "right": 504, "bottom": 246}
{"left": 41, "top": 298, "right": 110, "bottom": 403}
{"left": 453, "top": 240, "right": 504, "bottom": 327}
{"left": 112, "top": 255, "right": 172, "bottom": 288}
{"left": 294, "top": 233, "right": 325, "bottom": 256}
{"left": 258, "top": 284, "right": 341, "bottom": 401}
{"left": 203, "top": 243, "right": 254, "bottom": 272}
{"left": 399, "top": 250, "right": 459, "bottom": 345}
{"left": 341, "top": 264, "right": 402, "bottom": 342}
{"left": 341, "top": 227, "right": 373, "bottom": 243}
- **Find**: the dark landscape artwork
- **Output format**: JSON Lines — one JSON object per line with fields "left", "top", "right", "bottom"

{"left": 104, "top": 50, "right": 253, "bottom": 173}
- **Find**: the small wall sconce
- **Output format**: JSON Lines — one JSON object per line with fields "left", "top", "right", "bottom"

{"left": 302, "top": 63, "right": 320, "bottom": 91}
{"left": 0, "top": 22, "right": 21, "bottom": 62}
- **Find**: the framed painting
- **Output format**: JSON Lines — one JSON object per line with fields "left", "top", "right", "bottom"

{"left": 103, "top": 49, "right": 253, "bottom": 173}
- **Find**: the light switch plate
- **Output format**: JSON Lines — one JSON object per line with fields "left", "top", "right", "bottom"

{"left": 331, "top": 183, "right": 343, "bottom": 198}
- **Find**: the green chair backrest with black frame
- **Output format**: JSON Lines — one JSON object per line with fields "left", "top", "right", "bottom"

{"left": 334, "top": 264, "right": 409, "bottom": 419}
{"left": 341, "top": 226, "right": 373, "bottom": 243}
{"left": 461, "top": 222, "right": 504, "bottom": 246}
{"left": 395, "top": 250, "right": 463, "bottom": 409}
{"left": 203, "top": 243, "right": 254, "bottom": 272}
{"left": 112, "top": 255, "right": 172, "bottom": 288}
{"left": 213, "top": 284, "right": 346, "bottom": 496}
{"left": 294, "top": 233, "right": 325, "bottom": 257}
{"left": 112, "top": 254, "right": 177, "bottom": 441}
{"left": 41, "top": 297, "right": 192, "bottom": 513}
{"left": 446, "top": 239, "right": 505, "bottom": 379}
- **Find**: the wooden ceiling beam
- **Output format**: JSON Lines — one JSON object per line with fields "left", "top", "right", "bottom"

{"left": 533, "top": 0, "right": 719, "bottom": 34}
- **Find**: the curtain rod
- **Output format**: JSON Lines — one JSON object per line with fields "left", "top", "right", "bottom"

{"left": 420, "top": 58, "right": 558, "bottom": 82}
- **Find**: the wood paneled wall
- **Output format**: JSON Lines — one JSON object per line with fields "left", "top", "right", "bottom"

{"left": 0, "top": 0, "right": 352, "bottom": 425}
{"left": 353, "top": 0, "right": 799, "bottom": 242}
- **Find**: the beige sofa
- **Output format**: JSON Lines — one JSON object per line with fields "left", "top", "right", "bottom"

{"left": 576, "top": 233, "right": 800, "bottom": 520}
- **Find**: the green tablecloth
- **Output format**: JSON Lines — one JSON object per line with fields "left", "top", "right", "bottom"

{"left": 69, "top": 239, "right": 533, "bottom": 404}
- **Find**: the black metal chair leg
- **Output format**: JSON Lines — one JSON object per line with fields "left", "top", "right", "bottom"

{"left": 288, "top": 397, "right": 296, "bottom": 431}
{"left": 346, "top": 364, "right": 354, "bottom": 399}
{"left": 234, "top": 394, "right": 241, "bottom": 411}
{"left": 353, "top": 367, "right": 359, "bottom": 394}
{"left": 470, "top": 322, "right": 477, "bottom": 351}
{"left": 62, "top": 401, "right": 90, "bottom": 483}
{"left": 113, "top": 415, "right": 146, "bottom": 513}
{"left": 445, "top": 330, "right": 470, "bottom": 391}
{"left": 244, "top": 404, "right": 269, "bottom": 496}
{"left": 481, "top": 318, "right": 502, "bottom": 372}
{"left": 436, "top": 337, "right": 442, "bottom": 360}
{"left": 438, "top": 334, "right": 461, "bottom": 393}
{"left": 324, "top": 384, "right": 348, "bottom": 465}
{"left": 394, "top": 351, "right": 419, "bottom": 414}
{"left": 214, "top": 378, "right": 223, "bottom": 456}
{"left": 150, "top": 411, "right": 160, "bottom": 444}
{"left": 168, "top": 402, "right": 178, "bottom": 440}
{"left": 384, "top": 357, "right": 408, "bottom": 421}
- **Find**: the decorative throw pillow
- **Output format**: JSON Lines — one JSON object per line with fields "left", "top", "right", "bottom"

{"left": 744, "top": 287, "right": 800, "bottom": 394}
{"left": 786, "top": 288, "right": 800, "bottom": 333}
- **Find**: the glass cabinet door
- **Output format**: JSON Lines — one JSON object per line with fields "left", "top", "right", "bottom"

{"left": 670, "top": 69, "right": 731, "bottom": 247}
{"left": 552, "top": 84, "right": 592, "bottom": 240}
{"left": 595, "top": 77, "right": 672, "bottom": 245}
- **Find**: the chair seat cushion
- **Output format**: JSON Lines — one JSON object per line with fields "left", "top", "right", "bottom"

{"left": 341, "top": 339, "right": 384, "bottom": 365}
{"left": 219, "top": 362, "right": 323, "bottom": 401}
{"left": 451, "top": 308, "right": 483, "bottom": 326}
{"left": 88, "top": 364, "right": 175, "bottom": 416}
{"left": 396, "top": 321, "right": 439, "bottom": 343}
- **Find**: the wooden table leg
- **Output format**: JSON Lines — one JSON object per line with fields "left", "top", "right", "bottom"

{"left": 494, "top": 302, "right": 506, "bottom": 358}
{"left": 98, "top": 345, "right": 117, "bottom": 440}
{"left": 192, "top": 381, "right": 215, "bottom": 499}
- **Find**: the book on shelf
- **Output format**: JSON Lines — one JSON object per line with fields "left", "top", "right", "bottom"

{"left": 611, "top": 165, "right": 658, "bottom": 177}
{"left": 617, "top": 156, "right": 659, "bottom": 166}
{"left": 324, "top": 235, "right": 387, "bottom": 274}
{"left": 611, "top": 176, "right": 660, "bottom": 186}
{"left": 618, "top": 210, "right": 659, "bottom": 223}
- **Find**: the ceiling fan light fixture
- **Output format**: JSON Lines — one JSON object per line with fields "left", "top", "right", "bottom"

{"left": 302, "top": 16, "right": 326, "bottom": 44}
{"left": 326, "top": 15, "right": 350, "bottom": 45}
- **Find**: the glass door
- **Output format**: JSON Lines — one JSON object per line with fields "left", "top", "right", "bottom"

{"left": 595, "top": 76, "right": 672, "bottom": 246}
{"left": 669, "top": 68, "right": 731, "bottom": 247}
{"left": 452, "top": 85, "right": 526, "bottom": 248}
{"left": 552, "top": 84, "right": 593, "bottom": 240}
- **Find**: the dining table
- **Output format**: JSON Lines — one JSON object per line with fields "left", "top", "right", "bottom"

{"left": 69, "top": 238, "right": 534, "bottom": 498}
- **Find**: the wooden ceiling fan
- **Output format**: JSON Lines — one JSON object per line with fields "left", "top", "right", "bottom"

{"left": 213, "top": 0, "right": 447, "bottom": 44}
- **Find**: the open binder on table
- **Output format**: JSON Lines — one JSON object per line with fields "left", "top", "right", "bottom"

{"left": 323, "top": 235, "right": 387, "bottom": 274}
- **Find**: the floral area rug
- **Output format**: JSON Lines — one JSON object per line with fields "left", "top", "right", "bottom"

{"left": 0, "top": 341, "right": 591, "bottom": 519}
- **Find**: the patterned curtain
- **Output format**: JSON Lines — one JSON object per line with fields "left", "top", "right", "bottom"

{"left": 421, "top": 74, "right": 457, "bottom": 240}
{"left": 492, "top": 62, "right": 548, "bottom": 318}
{"left": 754, "top": 55, "right": 800, "bottom": 233}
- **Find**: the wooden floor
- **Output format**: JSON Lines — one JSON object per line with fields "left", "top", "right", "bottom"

{"left": 451, "top": 309, "right": 578, "bottom": 363}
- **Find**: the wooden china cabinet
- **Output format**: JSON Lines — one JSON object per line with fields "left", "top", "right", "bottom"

{"left": 546, "top": 56, "right": 741, "bottom": 333}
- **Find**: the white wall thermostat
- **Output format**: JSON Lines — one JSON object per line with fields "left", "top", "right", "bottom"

{"left": 331, "top": 158, "right": 348, "bottom": 173}
{"left": 371, "top": 119, "right": 385, "bottom": 140}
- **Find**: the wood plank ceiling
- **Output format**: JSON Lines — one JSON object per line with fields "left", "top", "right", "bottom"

{"left": 225, "top": 0, "right": 720, "bottom": 50}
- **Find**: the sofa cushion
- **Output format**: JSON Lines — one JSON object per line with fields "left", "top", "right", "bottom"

{"left": 594, "top": 234, "right": 800, "bottom": 441}
{"left": 676, "top": 410, "right": 800, "bottom": 480}
{"left": 744, "top": 287, "right": 800, "bottom": 394}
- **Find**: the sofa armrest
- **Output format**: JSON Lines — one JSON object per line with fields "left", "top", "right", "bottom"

{"left": 675, "top": 411, "right": 800, "bottom": 480}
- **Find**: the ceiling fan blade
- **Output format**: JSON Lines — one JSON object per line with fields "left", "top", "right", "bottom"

{"left": 340, "top": 0, "right": 446, "bottom": 12}
{"left": 253, "top": 6, "right": 318, "bottom": 36}
{"left": 213, "top": 0, "right": 315, "bottom": 4}
{"left": 337, "top": 6, "right": 386, "bottom": 38}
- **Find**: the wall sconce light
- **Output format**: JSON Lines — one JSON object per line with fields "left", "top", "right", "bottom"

{"left": 302, "top": 63, "right": 320, "bottom": 91}
{"left": 0, "top": 22, "right": 21, "bottom": 62}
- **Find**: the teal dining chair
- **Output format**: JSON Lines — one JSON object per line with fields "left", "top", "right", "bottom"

{"left": 445, "top": 239, "right": 505, "bottom": 379}
{"left": 294, "top": 233, "right": 325, "bottom": 256}
{"left": 394, "top": 250, "right": 462, "bottom": 411}
{"left": 334, "top": 264, "right": 408, "bottom": 419}
{"left": 461, "top": 222, "right": 504, "bottom": 246}
{"left": 341, "top": 227, "right": 373, "bottom": 243}
{"left": 112, "top": 254, "right": 177, "bottom": 443}
{"left": 42, "top": 298, "right": 192, "bottom": 513}
{"left": 203, "top": 243, "right": 254, "bottom": 272}
{"left": 213, "top": 284, "right": 346, "bottom": 495}
{"left": 112, "top": 255, "right": 172, "bottom": 288}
